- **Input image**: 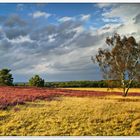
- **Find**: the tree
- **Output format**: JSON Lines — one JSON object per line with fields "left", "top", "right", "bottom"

{"left": 28, "top": 75, "right": 45, "bottom": 87}
{"left": 92, "top": 33, "right": 140, "bottom": 96}
{"left": 0, "top": 69, "right": 13, "bottom": 86}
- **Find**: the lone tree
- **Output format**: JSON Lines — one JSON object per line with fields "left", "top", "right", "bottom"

{"left": 29, "top": 75, "right": 45, "bottom": 87}
{"left": 92, "top": 33, "right": 140, "bottom": 96}
{"left": 0, "top": 69, "right": 13, "bottom": 86}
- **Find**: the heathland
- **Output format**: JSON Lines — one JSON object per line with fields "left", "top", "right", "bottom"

{"left": 0, "top": 87, "right": 140, "bottom": 136}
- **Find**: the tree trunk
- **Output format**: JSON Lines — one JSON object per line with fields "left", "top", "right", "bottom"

{"left": 121, "top": 73, "right": 126, "bottom": 96}
{"left": 124, "top": 79, "right": 133, "bottom": 96}
{"left": 123, "top": 86, "right": 130, "bottom": 97}
{"left": 123, "top": 88, "right": 126, "bottom": 96}
{"left": 123, "top": 90, "right": 127, "bottom": 97}
{"left": 123, "top": 79, "right": 133, "bottom": 97}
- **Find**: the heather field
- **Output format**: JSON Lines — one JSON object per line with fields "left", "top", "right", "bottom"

{"left": 0, "top": 2, "right": 140, "bottom": 138}
{"left": 0, "top": 87, "right": 140, "bottom": 136}
{"left": 0, "top": 87, "right": 140, "bottom": 109}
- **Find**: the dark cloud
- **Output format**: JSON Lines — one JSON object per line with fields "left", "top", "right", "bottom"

{"left": 0, "top": 15, "right": 6, "bottom": 23}
{"left": 4, "top": 14, "right": 27, "bottom": 28}
{"left": 0, "top": 30, "right": 5, "bottom": 40}
{"left": 29, "top": 20, "right": 83, "bottom": 54}
{"left": 134, "top": 13, "right": 140, "bottom": 24}
{"left": 59, "top": 20, "right": 82, "bottom": 31}
{"left": 0, "top": 39, "right": 12, "bottom": 51}
{"left": 4, "top": 28, "right": 29, "bottom": 39}
{"left": 0, "top": 16, "right": 106, "bottom": 81}
{"left": 102, "top": 26, "right": 110, "bottom": 30}
{"left": 73, "top": 33, "right": 99, "bottom": 48}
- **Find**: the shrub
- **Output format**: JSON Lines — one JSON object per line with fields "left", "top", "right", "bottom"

{"left": 28, "top": 75, "right": 44, "bottom": 87}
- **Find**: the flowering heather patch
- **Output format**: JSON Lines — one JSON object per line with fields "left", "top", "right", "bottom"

{"left": 0, "top": 87, "right": 140, "bottom": 109}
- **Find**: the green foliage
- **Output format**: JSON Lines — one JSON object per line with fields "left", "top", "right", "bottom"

{"left": 45, "top": 80, "right": 108, "bottom": 88}
{"left": 0, "top": 69, "right": 13, "bottom": 86}
{"left": 45, "top": 80, "right": 140, "bottom": 88}
{"left": 93, "top": 34, "right": 140, "bottom": 96}
{"left": 28, "top": 75, "right": 44, "bottom": 87}
{"left": 14, "top": 80, "right": 140, "bottom": 88}
{"left": 14, "top": 82, "right": 28, "bottom": 86}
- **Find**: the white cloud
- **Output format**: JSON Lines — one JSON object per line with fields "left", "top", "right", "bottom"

{"left": 97, "top": 23, "right": 121, "bottom": 35}
{"left": 58, "top": 16, "right": 73, "bottom": 22}
{"left": 72, "top": 26, "right": 84, "bottom": 34}
{"left": 101, "top": 4, "right": 140, "bottom": 40}
{"left": 48, "top": 34, "right": 56, "bottom": 43}
{"left": 102, "top": 18, "right": 122, "bottom": 23}
{"left": 9, "top": 35, "right": 33, "bottom": 44}
{"left": 31, "top": 11, "right": 51, "bottom": 19}
{"left": 80, "top": 14, "right": 91, "bottom": 21}
{"left": 97, "top": 3, "right": 116, "bottom": 8}
{"left": 102, "top": 4, "right": 140, "bottom": 23}
{"left": 58, "top": 14, "right": 91, "bottom": 24}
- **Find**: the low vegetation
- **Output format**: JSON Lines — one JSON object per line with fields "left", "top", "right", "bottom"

{"left": 65, "top": 87, "right": 140, "bottom": 93}
{"left": 0, "top": 87, "right": 140, "bottom": 110}
{"left": 0, "top": 96, "right": 140, "bottom": 136}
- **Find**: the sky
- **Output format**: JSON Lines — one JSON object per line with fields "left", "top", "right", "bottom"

{"left": 0, "top": 3, "right": 140, "bottom": 82}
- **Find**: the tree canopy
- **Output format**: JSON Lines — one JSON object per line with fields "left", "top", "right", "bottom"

{"left": 93, "top": 33, "right": 140, "bottom": 96}
{"left": 28, "top": 75, "right": 45, "bottom": 87}
{"left": 0, "top": 69, "right": 13, "bottom": 86}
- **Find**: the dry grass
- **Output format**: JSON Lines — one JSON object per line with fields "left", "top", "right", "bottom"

{"left": 0, "top": 95, "right": 140, "bottom": 136}
{"left": 63, "top": 88, "right": 140, "bottom": 93}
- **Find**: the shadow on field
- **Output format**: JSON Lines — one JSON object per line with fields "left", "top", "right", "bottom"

{"left": 45, "top": 95, "right": 62, "bottom": 101}
{"left": 98, "top": 97, "right": 140, "bottom": 102}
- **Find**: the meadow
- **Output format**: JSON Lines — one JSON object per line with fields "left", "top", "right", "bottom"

{"left": 0, "top": 87, "right": 140, "bottom": 136}
{"left": 64, "top": 88, "right": 140, "bottom": 93}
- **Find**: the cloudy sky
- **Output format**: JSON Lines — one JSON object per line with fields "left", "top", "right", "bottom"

{"left": 0, "top": 3, "right": 140, "bottom": 82}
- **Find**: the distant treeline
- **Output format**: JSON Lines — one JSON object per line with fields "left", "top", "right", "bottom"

{"left": 14, "top": 80, "right": 140, "bottom": 88}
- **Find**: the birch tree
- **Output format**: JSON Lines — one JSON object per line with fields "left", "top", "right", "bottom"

{"left": 92, "top": 33, "right": 140, "bottom": 96}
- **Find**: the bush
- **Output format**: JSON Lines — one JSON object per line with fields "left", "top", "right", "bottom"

{"left": 28, "top": 75, "right": 44, "bottom": 87}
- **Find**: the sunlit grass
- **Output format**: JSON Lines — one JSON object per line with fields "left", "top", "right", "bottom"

{"left": 0, "top": 96, "right": 140, "bottom": 136}
{"left": 63, "top": 88, "right": 140, "bottom": 93}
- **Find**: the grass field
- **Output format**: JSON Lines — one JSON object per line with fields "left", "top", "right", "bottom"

{"left": 0, "top": 95, "right": 140, "bottom": 136}
{"left": 0, "top": 87, "right": 140, "bottom": 136}
{"left": 64, "top": 88, "right": 140, "bottom": 93}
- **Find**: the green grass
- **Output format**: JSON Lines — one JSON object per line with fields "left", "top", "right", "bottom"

{"left": 0, "top": 96, "right": 140, "bottom": 136}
